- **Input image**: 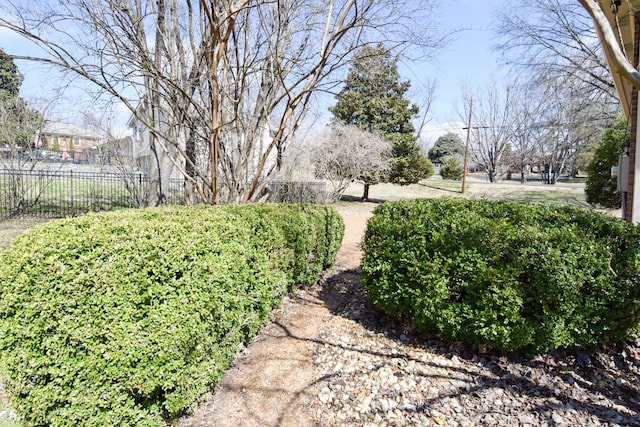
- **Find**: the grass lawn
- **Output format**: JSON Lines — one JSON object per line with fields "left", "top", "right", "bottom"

{"left": 343, "top": 174, "right": 597, "bottom": 209}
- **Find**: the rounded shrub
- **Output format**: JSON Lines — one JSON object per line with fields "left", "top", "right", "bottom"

{"left": 439, "top": 157, "right": 464, "bottom": 180}
{"left": 362, "top": 198, "right": 640, "bottom": 356}
{"left": 0, "top": 204, "right": 343, "bottom": 426}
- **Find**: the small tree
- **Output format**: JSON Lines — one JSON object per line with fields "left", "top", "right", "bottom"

{"left": 428, "top": 133, "right": 464, "bottom": 165}
{"left": 0, "top": 48, "right": 49, "bottom": 216}
{"left": 440, "top": 157, "right": 464, "bottom": 180}
{"left": 465, "top": 82, "right": 514, "bottom": 183}
{"left": 388, "top": 138, "right": 434, "bottom": 186}
{"left": 0, "top": 48, "right": 42, "bottom": 152}
{"left": 585, "top": 116, "right": 629, "bottom": 209}
{"left": 0, "top": 48, "right": 22, "bottom": 96}
{"left": 330, "top": 44, "right": 433, "bottom": 196}
{"left": 313, "top": 123, "right": 392, "bottom": 202}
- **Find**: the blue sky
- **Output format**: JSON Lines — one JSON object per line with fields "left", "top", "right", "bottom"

{"left": 2, "top": 0, "right": 505, "bottom": 144}
{"left": 411, "top": 0, "right": 506, "bottom": 147}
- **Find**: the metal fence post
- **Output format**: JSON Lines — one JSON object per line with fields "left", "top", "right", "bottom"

{"left": 70, "top": 170, "right": 74, "bottom": 216}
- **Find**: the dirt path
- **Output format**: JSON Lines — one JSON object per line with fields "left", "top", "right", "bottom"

{"left": 175, "top": 204, "right": 374, "bottom": 427}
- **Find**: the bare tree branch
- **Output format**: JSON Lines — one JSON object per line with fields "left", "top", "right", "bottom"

{"left": 0, "top": 0, "right": 442, "bottom": 204}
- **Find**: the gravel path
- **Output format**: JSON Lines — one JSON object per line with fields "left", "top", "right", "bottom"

{"left": 178, "top": 204, "right": 640, "bottom": 426}
{"left": 313, "top": 269, "right": 640, "bottom": 426}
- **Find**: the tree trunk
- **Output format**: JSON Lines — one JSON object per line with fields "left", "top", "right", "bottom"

{"left": 362, "top": 183, "right": 370, "bottom": 201}
{"left": 1, "top": 0, "right": 443, "bottom": 206}
{"left": 184, "top": 133, "right": 196, "bottom": 204}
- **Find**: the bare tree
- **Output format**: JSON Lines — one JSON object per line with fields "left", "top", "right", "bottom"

{"left": 413, "top": 77, "right": 437, "bottom": 152}
{"left": 1, "top": 0, "right": 441, "bottom": 205}
{"left": 496, "top": 0, "right": 618, "bottom": 112}
{"left": 508, "top": 82, "right": 545, "bottom": 183}
{"left": 463, "top": 81, "right": 514, "bottom": 183}
{"left": 0, "top": 97, "right": 43, "bottom": 166}
{"left": 312, "top": 122, "right": 392, "bottom": 202}
{"left": 493, "top": 1, "right": 622, "bottom": 184}
{"left": 76, "top": 110, "right": 154, "bottom": 206}
{"left": 0, "top": 92, "right": 62, "bottom": 216}
{"left": 465, "top": 75, "right": 607, "bottom": 185}
{"left": 535, "top": 75, "right": 605, "bottom": 183}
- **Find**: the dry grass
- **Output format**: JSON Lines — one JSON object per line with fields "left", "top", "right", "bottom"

{"left": 0, "top": 218, "right": 54, "bottom": 248}
{"left": 343, "top": 175, "right": 595, "bottom": 210}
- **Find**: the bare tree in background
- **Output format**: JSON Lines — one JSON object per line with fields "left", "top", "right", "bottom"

{"left": 0, "top": 95, "right": 47, "bottom": 216}
{"left": 463, "top": 81, "right": 515, "bottom": 183}
{"left": 535, "top": 75, "right": 605, "bottom": 183}
{"left": 495, "top": 0, "right": 618, "bottom": 115}
{"left": 0, "top": 0, "right": 442, "bottom": 204}
{"left": 508, "top": 82, "right": 546, "bottom": 183}
{"left": 465, "top": 76, "right": 606, "bottom": 185}
{"left": 0, "top": 96, "right": 44, "bottom": 168}
{"left": 77, "top": 110, "right": 156, "bottom": 207}
{"left": 493, "top": 0, "right": 620, "bottom": 183}
{"left": 0, "top": 86, "right": 62, "bottom": 216}
{"left": 312, "top": 122, "right": 392, "bottom": 202}
{"left": 413, "top": 78, "right": 437, "bottom": 152}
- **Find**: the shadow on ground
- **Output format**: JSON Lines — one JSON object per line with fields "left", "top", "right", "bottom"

{"left": 339, "top": 195, "right": 386, "bottom": 204}
{"left": 311, "top": 268, "right": 640, "bottom": 425}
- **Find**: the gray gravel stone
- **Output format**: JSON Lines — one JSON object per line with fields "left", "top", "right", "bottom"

{"left": 310, "top": 270, "right": 640, "bottom": 426}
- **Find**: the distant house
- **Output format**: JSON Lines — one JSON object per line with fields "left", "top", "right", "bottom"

{"left": 97, "top": 134, "right": 152, "bottom": 174}
{"left": 126, "top": 105, "right": 183, "bottom": 205}
{"left": 35, "top": 121, "right": 104, "bottom": 162}
{"left": 126, "top": 115, "right": 155, "bottom": 176}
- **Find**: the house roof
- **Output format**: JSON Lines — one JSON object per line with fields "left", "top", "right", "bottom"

{"left": 594, "top": 0, "right": 640, "bottom": 119}
{"left": 41, "top": 121, "right": 103, "bottom": 140}
{"left": 127, "top": 99, "right": 147, "bottom": 128}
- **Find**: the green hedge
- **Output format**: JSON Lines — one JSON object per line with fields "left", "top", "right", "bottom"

{"left": 0, "top": 204, "right": 343, "bottom": 426}
{"left": 362, "top": 198, "right": 640, "bottom": 356}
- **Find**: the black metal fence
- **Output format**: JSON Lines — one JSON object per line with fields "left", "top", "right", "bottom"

{"left": 0, "top": 169, "right": 155, "bottom": 220}
{"left": 0, "top": 169, "right": 327, "bottom": 220}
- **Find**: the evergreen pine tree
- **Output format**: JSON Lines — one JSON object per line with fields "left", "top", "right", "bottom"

{"left": 440, "top": 157, "right": 464, "bottom": 180}
{"left": 0, "top": 48, "right": 23, "bottom": 96}
{"left": 330, "top": 44, "right": 432, "bottom": 199}
{"left": 428, "top": 132, "right": 464, "bottom": 165}
{"left": 0, "top": 48, "right": 42, "bottom": 149}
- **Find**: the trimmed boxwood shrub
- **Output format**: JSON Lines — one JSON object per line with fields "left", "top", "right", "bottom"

{"left": 362, "top": 198, "right": 640, "bottom": 356}
{"left": 0, "top": 204, "right": 343, "bottom": 426}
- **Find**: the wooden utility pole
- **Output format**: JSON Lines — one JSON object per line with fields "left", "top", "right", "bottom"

{"left": 461, "top": 96, "right": 473, "bottom": 193}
